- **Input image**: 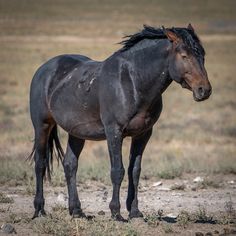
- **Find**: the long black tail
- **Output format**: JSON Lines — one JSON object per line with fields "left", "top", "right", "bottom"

{"left": 27, "top": 125, "right": 64, "bottom": 181}
{"left": 47, "top": 125, "right": 64, "bottom": 180}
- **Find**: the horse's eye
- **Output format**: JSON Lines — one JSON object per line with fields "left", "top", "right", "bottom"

{"left": 181, "top": 54, "right": 187, "bottom": 60}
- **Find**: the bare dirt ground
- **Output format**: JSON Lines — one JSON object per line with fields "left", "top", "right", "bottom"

{"left": 0, "top": 174, "right": 236, "bottom": 235}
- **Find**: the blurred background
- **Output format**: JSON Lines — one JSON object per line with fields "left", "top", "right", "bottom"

{"left": 0, "top": 0, "right": 235, "bottom": 186}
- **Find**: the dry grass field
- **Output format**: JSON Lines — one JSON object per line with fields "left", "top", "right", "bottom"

{"left": 0, "top": 0, "right": 236, "bottom": 235}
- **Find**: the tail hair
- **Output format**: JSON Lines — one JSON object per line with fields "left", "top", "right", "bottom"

{"left": 27, "top": 125, "right": 64, "bottom": 181}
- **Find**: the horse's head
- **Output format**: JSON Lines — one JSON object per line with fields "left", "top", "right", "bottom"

{"left": 165, "top": 24, "right": 212, "bottom": 102}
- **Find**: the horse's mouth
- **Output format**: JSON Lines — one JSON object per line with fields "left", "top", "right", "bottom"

{"left": 193, "top": 93, "right": 208, "bottom": 102}
{"left": 181, "top": 80, "right": 210, "bottom": 102}
{"left": 181, "top": 79, "right": 192, "bottom": 91}
{"left": 193, "top": 91, "right": 211, "bottom": 102}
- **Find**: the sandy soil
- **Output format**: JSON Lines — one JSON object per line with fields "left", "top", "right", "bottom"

{"left": 0, "top": 174, "right": 236, "bottom": 235}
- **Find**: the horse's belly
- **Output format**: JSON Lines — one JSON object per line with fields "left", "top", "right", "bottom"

{"left": 51, "top": 108, "right": 105, "bottom": 140}
{"left": 67, "top": 120, "right": 106, "bottom": 140}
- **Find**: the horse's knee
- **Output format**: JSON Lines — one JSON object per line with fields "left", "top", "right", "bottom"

{"left": 110, "top": 167, "right": 125, "bottom": 185}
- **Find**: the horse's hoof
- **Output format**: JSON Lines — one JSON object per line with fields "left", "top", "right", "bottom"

{"left": 32, "top": 210, "right": 46, "bottom": 219}
{"left": 72, "top": 211, "right": 95, "bottom": 221}
{"left": 72, "top": 212, "right": 86, "bottom": 218}
{"left": 32, "top": 214, "right": 37, "bottom": 220}
{"left": 111, "top": 214, "right": 128, "bottom": 222}
{"left": 129, "top": 210, "right": 144, "bottom": 219}
{"left": 71, "top": 208, "right": 87, "bottom": 219}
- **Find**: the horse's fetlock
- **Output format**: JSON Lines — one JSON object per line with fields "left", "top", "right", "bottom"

{"left": 34, "top": 197, "right": 45, "bottom": 211}
{"left": 109, "top": 201, "right": 120, "bottom": 212}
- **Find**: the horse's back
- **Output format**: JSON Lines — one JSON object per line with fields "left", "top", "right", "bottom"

{"left": 30, "top": 54, "right": 93, "bottom": 123}
{"left": 30, "top": 54, "right": 92, "bottom": 93}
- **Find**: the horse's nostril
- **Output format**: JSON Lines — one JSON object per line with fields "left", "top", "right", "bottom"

{"left": 198, "top": 87, "right": 204, "bottom": 96}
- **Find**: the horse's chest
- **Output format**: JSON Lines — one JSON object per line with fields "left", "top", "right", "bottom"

{"left": 125, "top": 97, "right": 163, "bottom": 136}
{"left": 125, "top": 112, "right": 157, "bottom": 135}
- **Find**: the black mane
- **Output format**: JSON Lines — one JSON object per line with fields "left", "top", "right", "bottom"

{"left": 120, "top": 25, "right": 205, "bottom": 59}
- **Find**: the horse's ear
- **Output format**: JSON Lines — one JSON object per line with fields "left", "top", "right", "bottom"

{"left": 163, "top": 28, "right": 180, "bottom": 43}
{"left": 187, "top": 23, "right": 195, "bottom": 32}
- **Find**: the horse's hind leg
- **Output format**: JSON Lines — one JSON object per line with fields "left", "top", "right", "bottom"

{"left": 63, "top": 135, "right": 85, "bottom": 217}
{"left": 32, "top": 121, "right": 54, "bottom": 218}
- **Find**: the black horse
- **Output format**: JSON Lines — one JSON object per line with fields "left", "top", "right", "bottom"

{"left": 29, "top": 24, "right": 212, "bottom": 221}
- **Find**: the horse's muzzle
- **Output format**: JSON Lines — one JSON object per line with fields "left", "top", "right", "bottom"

{"left": 193, "top": 85, "right": 212, "bottom": 102}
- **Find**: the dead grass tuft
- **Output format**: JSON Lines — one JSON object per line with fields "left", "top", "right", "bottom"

{"left": 171, "top": 183, "right": 186, "bottom": 191}
{"left": 33, "top": 216, "right": 73, "bottom": 236}
{"left": 196, "top": 178, "right": 220, "bottom": 189}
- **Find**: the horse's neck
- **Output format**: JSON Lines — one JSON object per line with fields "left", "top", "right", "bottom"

{"left": 121, "top": 39, "right": 173, "bottom": 95}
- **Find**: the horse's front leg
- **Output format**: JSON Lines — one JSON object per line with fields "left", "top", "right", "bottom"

{"left": 63, "top": 135, "right": 85, "bottom": 217}
{"left": 105, "top": 126, "right": 125, "bottom": 221}
{"left": 127, "top": 129, "right": 152, "bottom": 218}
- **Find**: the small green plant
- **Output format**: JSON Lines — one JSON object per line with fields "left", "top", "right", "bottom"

{"left": 177, "top": 210, "right": 191, "bottom": 228}
{"left": 194, "top": 205, "right": 208, "bottom": 222}
{"left": 0, "top": 192, "right": 14, "bottom": 204}
{"left": 144, "top": 212, "right": 161, "bottom": 227}
{"left": 193, "top": 205, "right": 214, "bottom": 223}
{"left": 219, "top": 196, "right": 236, "bottom": 224}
